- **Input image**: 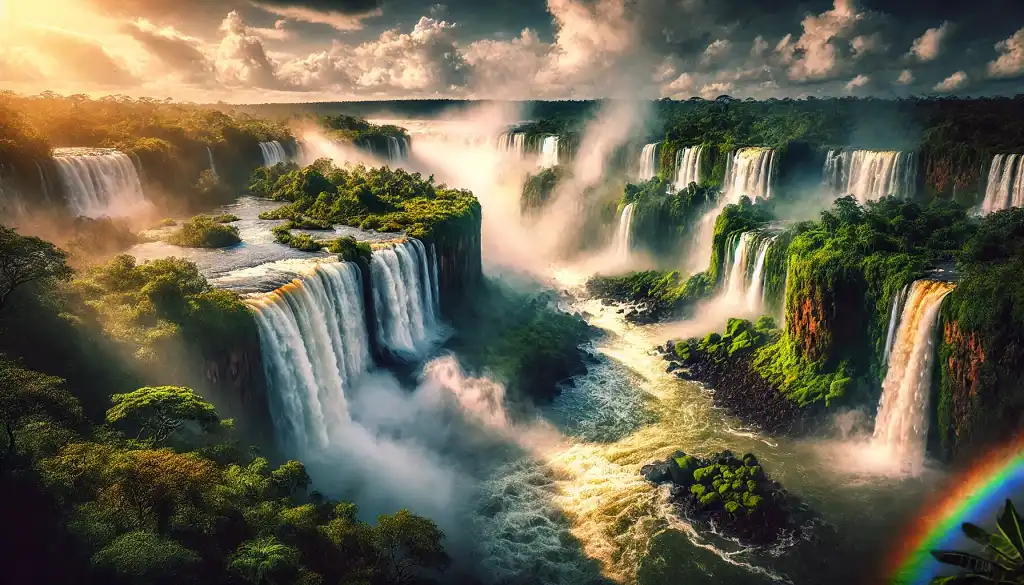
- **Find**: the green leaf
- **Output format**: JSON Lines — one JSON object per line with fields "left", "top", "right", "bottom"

{"left": 930, "top": 575, "right": 996, "bottom": 584}
{"left": 997, "top": 500, "right": 1024, "bottom": 560}
{"left": 962, "top": 522, "right": 1022, "bottom": 566}
{"left": 930, "top": 550, "right": 996, "bottom": 574}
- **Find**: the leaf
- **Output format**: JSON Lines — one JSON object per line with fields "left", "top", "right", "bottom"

{"left": 930, "top": 575, "right": 996, "bottom": 584}
{"left": 997, "top": 500, "right": 1024, "bottom": 560}
{"left": 962, "top": 522, "right": 1022, "bottom": 566}
{"left": 931, "top": 550, "right": 996, "bottom": 574}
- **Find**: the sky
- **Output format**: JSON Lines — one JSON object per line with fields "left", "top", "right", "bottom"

{"left": 1, "top": 0, "right": 1023, "bottom": 102}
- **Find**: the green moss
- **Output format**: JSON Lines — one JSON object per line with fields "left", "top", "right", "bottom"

{"left": 724, "top": 501, "right": 741, "bottom": 514}
{"left": 699, "top": 492, "right": 721, "bottom": 507}
{"left": 690, "top": 484, "right": 706, "bottom": 497}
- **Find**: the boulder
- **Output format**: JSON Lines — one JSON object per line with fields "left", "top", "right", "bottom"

{"left": 640, "top": 462, "right": 672, "bottom": 483}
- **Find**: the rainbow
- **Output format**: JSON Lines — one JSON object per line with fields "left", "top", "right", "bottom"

{"left": 887, "top": 437, "right": 1024, "bottom": 584}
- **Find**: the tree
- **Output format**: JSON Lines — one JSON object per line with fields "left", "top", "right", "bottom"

{"left": 106, "top": 386, "right": 219, "bottom": 445}
{"left": 228, "top": 537, "right": 301, "bottom": 585}
{"left": 91, "top": 530, "right": 201, "bottom": 585}
{"left": 374, "top": 509, "right": 450, "bottom": 584}
{"left": 271, "top": 460, "right": 311, "bottom": 498}
{"left": 930, "top": 499, "right": 1024, "bottom": 584}
{"left": 0, "top": 357, "right": 80, "bottom": 476}
{"left": 0, "top": 226, "right": 73, "bottom": 312}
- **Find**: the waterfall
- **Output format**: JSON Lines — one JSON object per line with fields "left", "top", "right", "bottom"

{"left": 720, "top": 231, "right": 777, "bottom": 313}
{"left": 207, "top": 147, "right": 218, "bottom": 178}
{"left": 872, "top": 280, "right": 954, "bottom": 469}
{"left": 673, "top": 145, "right": 703, "bottom": 190}
{"left": 36, "top": 161, "right": 51, "bottom": 202}
{"left": 540, "top": 136, "right": 560, "bottom": 168}
{"left": 883, "top": 284, "right": 910, "bottom": 360}
{"left": 637, "top": 143, "right": 659, "bottom": 181}
{"left": 246, "top": 262, "right": 370, "bottom": 453}
{"left": 614, "top": 203, "right": 635, "bottom": 262}
{"left": 371, "top": 239, "right": 441, "bottom": 358}
{"left": 723, "top": 147, "right": 776, "bottom": 202}
{"left": 498, "top": 132, "right": 527, "bottom": 159}
{"left": 980, "top": 154, "right": 1024, "bottom": 214}
{"left": 259, "top": 141, "right": 288, "bottom": 166}
{"left": 386, "top": 136, "right": 409, "bottom": 162}
{"left": 53, "top": 148, "right": 148, "bottom": 218}
{"left": 824, "top": 150, "right": 917, "bottom": 203}
{"left": 686, "top": 148, "right": 774, "bottom": 273}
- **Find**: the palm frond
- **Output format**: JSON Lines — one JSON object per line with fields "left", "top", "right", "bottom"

{"left": 997, "top": 500, "right": 1024, "bottom": 560}
{"left": 931, "top": 550, "right": 997, "bottom": 575}
{"left": 962, "top": 522, "right": 1022, "bottom": 567}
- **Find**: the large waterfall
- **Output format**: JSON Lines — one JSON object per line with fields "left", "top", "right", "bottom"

{"left": 721, "top": 231, "right": 777, "bottom": 313}
{"left": 872, "top": 280, "right": 954, "bottom": 470}
{"left": 614, "top": 203, "right": 635, "bottom": 262}
{"left": 824, "top": 150, "right": 917, "bottom": 203}
{"left": 723, "top": 147, "right": 776, "bottom": 201}
{"left": 53, "top": 148, "right": 148, "bottom": 218}
{"left": 673, "top": 145, "right": 703, "bottom": 190}
{"left": 540, "top": 136, "right": 560, "bottom": 168}
{"left": 637, "top": 143, "right": 659, "bottom": 181}
{"left": 247, "top": 262, "right": 370, "bottom": 453}
{"left": 259, "top": 141, "right": 288, "bottom": 167}
{"left": 980, "top": 154, "right": 1024, "bottom": 214}
{"left": 386, "top": 136, "right": 409, "bottom": 162}
{"left": 497, "top": 132, "right": 527, "bottom": 159}
{"left": 371, "top": 239, "right": 441, "bottom": 359}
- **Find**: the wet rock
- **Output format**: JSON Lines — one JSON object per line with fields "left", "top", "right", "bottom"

{"left": 666, "top": 362, "right": 681, "bottom": 373}
{"left": 640, "top": 462, "right": 671, "bottom": 483}
{"left": 617, "top": 308, "right": 625, "bottom": 314}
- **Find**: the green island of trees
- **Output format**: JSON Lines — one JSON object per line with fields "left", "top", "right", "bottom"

{"left": 166, "top": 215, "right": 242, "bottom": 249}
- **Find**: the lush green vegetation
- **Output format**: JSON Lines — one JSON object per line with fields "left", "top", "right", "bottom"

{"left": 521, "top": 166, "right": 571, "bottom": 214}
{"left": 167, "top": 216, "right": 242, "bottom": 249}
{"left": 0, "top": 223, "right": 454, "bottom": 585}
{"left": 586, "top": 270, "right": 712, "bottom": 322}
{"left": 624, "top": 179, "right": 719, "bottom": 262}
{"left": 446, "top": 280, "right": 596, "bottom": 404}
{"left": 319, "top": 115, "right": 410, "bottom": 154}
{"left": 251, "top": 160, "right": 480, "bottom": 242}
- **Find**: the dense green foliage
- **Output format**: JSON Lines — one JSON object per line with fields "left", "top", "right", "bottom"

{"left": 252, "top": 160, "right": 480, "bottom": 241}
{"left": 625, "top": 179, "right": 719, "bottom": 262}
{"left": 586, "top": 270, "right": 712, "bottom": 321}
{"left": 446, "top": 281, "right": 595, "bottom": 404}
{"left": 0, "top": 226, "right": 454, "bottom": 585}
{"left": 70, "top": 255, "right": 254, "bottom": 361}
{"left": 167, "top": 216, "right": 242, "bottom": 249}
{"left": 326, "top": 236, "right": 373, "bottom": 265}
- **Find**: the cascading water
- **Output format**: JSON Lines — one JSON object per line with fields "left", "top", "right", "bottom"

{"left": 259, "top": 141, "right": 288, "bottom": 166}
{"left": 637, "top": 143, "right": 659, "bottom": 181}
{"left": 540, "top": 136, "right": 560, "bottom": 168}
{"left": 721, "top": 231, "right": 778, "bottom": 313}
{"left": 824, "top": 150, "right": 917, "bottom": 203}
{"left": 386, "top": 136, "right": 409, "bottom": 162}
{"left": 687, "top": 148, "right": 774, "bottom": 273}
{"left": 246, "top": 262, "right": 370, "bottom": 453}
{"left": 883, "top": 284, "right": 910, "bottom": 360}
{"left": 980, "top": 154, "right": 1024, "bottom": 214}
{"left": 723, "top": 147, "right": 776, "bottom": 201}
{"left": 497, "top": 132, "right": 527, "bottom": 159}
{"left": 207, "top": 146, "right": 218, "bottom": 178}
{"left": 872, "top": 279, "right": 954, "bottom": 470}
{"left": 614, "top": 203, "right": 635, "bottom": 263}
{"left": 53, "top": 147, "right": 148, "bottom": 218}
{"left": 371, "top": 239, "right": 441, "bottom": 358}
{"left": 673, "top": 145, "right": 703, "bottom": 190}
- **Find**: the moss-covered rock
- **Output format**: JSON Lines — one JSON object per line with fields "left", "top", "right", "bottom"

{"left": 641, "top": 449, "right": 804, "bottom": 545}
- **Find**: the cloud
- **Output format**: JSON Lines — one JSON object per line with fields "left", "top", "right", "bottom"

{"left": 702, "top": 38, "right": 732, "bottom": 62}
{"left": 699, "top": 81, "right": 733, "bottom": 98}
{"left": 908, "top": 21, "right": 950, "bottom": 62}
{"left": 845, "top": 73, "right": 870, "bottom": 91}
{"left": 751, "top": 35, "right": 769, "bottom": 57}
{"left": 896, "top": 69, "right": 914, "bottom": 84}
{"left": 215, "top": 11, "right": 282, "bottom": 88}
{"left": 661, "top": 72, "right": 695, "bottom": 97}
{"left": 850, "top": 33, "right": 884, "bottom": 58}
{"left": 464, "top": 29, "right": 550, "bottom": 98}
{"left": 934, "top": 70, "right": 967, "bottom": 91}
{"left": 0, "top": 48, "right": 44, "bottom": 83}
{"left": 30, "top": 27, "right": 136, "bottom": 86}
{"left": 122, "top": 19, "right": 213, "bottom": 82}
{"left": 775, "top": 0, "right": 875, "bottom": 82}
{"left": 254, "top": 1, "right": 382, "bottom": 31}
{"left": 348, "top": 16, "right": 470, "bottom": 92}
{"left": 989, "top": 27, "right": 1024, "bottom": 78}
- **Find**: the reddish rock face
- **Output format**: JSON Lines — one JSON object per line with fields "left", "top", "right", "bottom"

{"left": 787, "top": 284, "right": 830, "bottom": 363}
{"left": 942, "top": 320, "right": 986, "bottom": 457}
